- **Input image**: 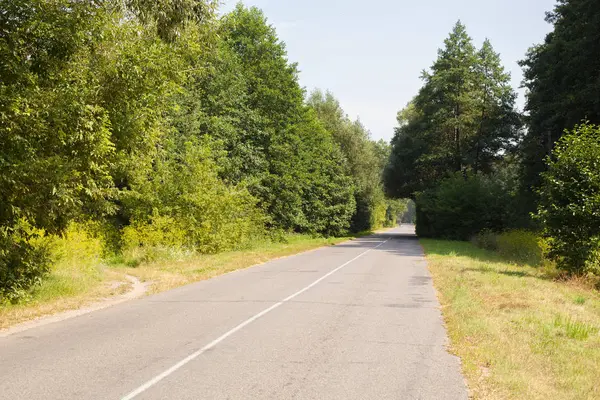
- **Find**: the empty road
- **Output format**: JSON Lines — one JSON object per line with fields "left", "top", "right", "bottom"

{"left": 0, "top": 225, "right": 467, "bottom": 399}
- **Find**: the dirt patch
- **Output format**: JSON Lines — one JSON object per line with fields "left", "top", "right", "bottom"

{"left": 0, "top": 275, "right": 150, "bottom": 337}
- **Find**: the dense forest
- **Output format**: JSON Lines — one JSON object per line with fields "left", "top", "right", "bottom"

{"left": 0, "top": 1, "right": 404, "bottom": 301}
{"left": 386, "top": 0, "right": 600, "bottom": 275}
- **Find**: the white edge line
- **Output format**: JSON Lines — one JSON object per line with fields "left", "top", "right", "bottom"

{"left": 121, "top": 238, "right": 390, "bottom": 400}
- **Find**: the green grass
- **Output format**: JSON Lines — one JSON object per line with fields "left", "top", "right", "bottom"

{"left": 422, "top": 239, "right": 600, "bottom": 400}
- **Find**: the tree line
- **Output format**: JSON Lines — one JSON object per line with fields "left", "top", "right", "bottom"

{"left": 0, "top": 1, "right": 404, "bottom": 301}
{"left": 385, "top": 0, "right": 600, "bottom": 275}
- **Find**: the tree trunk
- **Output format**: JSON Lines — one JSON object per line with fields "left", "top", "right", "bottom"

{"left": 455, "top": 103, "right": 462, "bottom": 172}
{"left": 474, "top": 82, "right": 488, "bottom": 175}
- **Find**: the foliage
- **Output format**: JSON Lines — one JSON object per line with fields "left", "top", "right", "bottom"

{"left": 519, "top": 0, "right": 600, "bottom": 212}
{"left": 384, "top": 199, "right": 408, "bottom": 227}
{"left": 385, "top": 22, "right": 521, "bottom": 199}
{"left": 0, "top": 221, "right": 53, "bottom": 303}
{"left": 122, "top": 138, "right": 266, "bottom": 254}
{"left": 537, "top": 124, "right": 600, "bottom": 274}
{"left": 0, "top": 1, "right": 371, "bottom": 300}
{"left": 0, "top": 0, "right": 116, "bottom": 236}
{"left": 416, "top": 172, "right": 514, "bottom": 240}
{"left": 308, "top": 90, "right": 388, "bottom": 232}
{"left": 263, "top": 109, "right": 356, "bottom": 236}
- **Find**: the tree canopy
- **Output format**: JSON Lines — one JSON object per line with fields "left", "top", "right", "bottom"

{"left": 519, "top": 0, "right": 600, "bottom": 210}
{"left": 0, "top": 0, "right": 398, "bottom": 300}
{"left": 385, "top": 22, "right": 521, "bottom": 199}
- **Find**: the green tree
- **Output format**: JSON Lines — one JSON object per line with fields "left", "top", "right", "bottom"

{"left": 416, "top": 172, "right": 514, "bottom": 240}
{"left": 385, "top": 22, "right": 520, "bottom": 199}
{"left": 0, "top": 0, "right": 119, "bottom": 298}
{"left": 219, "top": 5, "right": 305, "bottom": 135}
{"left": 308, "top": 90, "right": 387, "bottom": 231}
{"left": 537, "top": 124, "right": 600, "bottom": 274}
{"left": 519, "top": 0, "right": 600, "bottom": 212}
{"left": 472, "top": 40, "right": 521, "bottom": 174}
{"left": 263, "top": 109, "right": 356, "bottom": 235}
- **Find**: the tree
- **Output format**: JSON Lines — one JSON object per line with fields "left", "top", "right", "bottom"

{"left": 385, "top": 22, "right": 520, "bottom": 199}
{"left": 472, "top": 40, "right": 521, "bottom": 174}
{"left": 219, "top": 5, "right": 305, "bottom": 135}
{"left": 263, "top": 109, "right": 355, "bottom": 235}
{"left": 0, "top": 0, "right": 118, "bottom": 299}
{"left": 519, "top": 0, "right": 600, "bottom": 211}
{"left": 537, "top": 124, "right": 600, "bottom": 274}
{"left": 308, "top": 90, "right": 388, "bottom": 231}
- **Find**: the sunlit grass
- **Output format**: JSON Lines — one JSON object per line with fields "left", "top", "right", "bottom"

{"left": 1, "top": 230, "right": 369, "bottom": 329}
{"left": 115, "top": 233, "right": 358, "bottom": 294}
{"left": 0, "top": 225, "right": 120, "bottom": 329}
{"left": 422, "top": 239, "right": 600, "bottom": 400}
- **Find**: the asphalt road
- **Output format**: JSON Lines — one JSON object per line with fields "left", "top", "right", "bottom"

{"left": 0, "top": 225, "right": 467, "bottom": 399}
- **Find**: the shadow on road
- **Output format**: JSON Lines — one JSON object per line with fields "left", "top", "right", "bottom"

{"left": 336, "top": 226, "right": 423, "bottom": 257}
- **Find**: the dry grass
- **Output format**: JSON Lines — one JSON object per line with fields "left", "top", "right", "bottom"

{"left": 1, "top": 233, "right": 358, "bottom": 330}
{"left": 422, "top": 239, "right": 600, "bottom": 400}
{"left": 0, "top": 270, "right": 129, "bottom": 330}
{"left": 115, "top": 234, "right": 353, "bottom": 293}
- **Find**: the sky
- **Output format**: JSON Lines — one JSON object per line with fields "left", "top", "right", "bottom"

{"left": 222, "top": 0, "right": 557, "bottom": 141}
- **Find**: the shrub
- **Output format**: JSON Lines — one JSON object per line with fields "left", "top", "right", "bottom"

{"left": 0, "top": 221, "right": 53, "bottom": 303}
{"left": 472, "top": 230, "right": 498, "bottom": 251}
{"left": 121, "top": 140, "right": 267, "bottom": 258}
{"left": 472, "top": 229, "right": 545, "bottom": 266}
{"left": 537, "top": 123, "right": 600, "bottom": 274}
{"left": 122, "top": 213, "right": 191, "bottom": 263}
{"left": 496, "top": 230, "right": 544, "bottom": 266}
{"left": 416, "top": 172, "right": 513, "bottom": 240}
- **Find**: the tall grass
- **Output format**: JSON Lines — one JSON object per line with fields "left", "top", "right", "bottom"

{"left": 472, "top": 229, "right": 545, "bottom": 266}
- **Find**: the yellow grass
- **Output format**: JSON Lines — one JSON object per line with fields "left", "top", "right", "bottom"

{"left": 1, "top": 233, "right": 360, "bottom": 330}
{"left": 116, "top": 234, "right": 354, "bottom": 293}
{"left": 422, "top": 239, "right": 600, "bottom": 400}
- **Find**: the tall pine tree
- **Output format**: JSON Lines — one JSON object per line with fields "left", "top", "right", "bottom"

{"left": 385, "top": 22, "right": 520, "bottom": 198}
{"left": 519, "top": 0, "right": 600, "bottom": 211}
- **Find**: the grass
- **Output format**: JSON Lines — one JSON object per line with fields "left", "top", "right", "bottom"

{"left": 1, "top": 232, "right": 367, "bottom": 330}
{"left": 114, "top": 233, "right": 359, "bottom": 294}
{"left": 422, "top": 239, "right": 600, "bottom": 400}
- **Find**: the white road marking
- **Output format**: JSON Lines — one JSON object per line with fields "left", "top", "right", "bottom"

{"left": 121, "top": 239, "right": 390, "bottom": 400}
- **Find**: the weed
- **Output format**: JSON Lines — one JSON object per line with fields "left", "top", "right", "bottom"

{"left": 554, "top": 315, "right": 598, "bottom": 340}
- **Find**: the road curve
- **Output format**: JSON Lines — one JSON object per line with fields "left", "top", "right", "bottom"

{"left": 0, "top": 225, "right": 467, "bottom": 399}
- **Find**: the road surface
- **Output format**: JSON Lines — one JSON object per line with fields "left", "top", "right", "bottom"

{"left": 0, "top": 225, "right": 467, "bottom": 399}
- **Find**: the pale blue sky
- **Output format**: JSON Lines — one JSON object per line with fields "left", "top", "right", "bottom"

{"left": 222, "top": 0, "right": 557, "bottom": 141}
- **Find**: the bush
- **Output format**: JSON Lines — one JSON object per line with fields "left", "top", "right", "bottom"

{"left": 472, "top": 230, "right": 498, "bottom": 251}
{"left": 0, "top": 221, "right": 53, "bottom": 303}
{"left": 472, "top": 229, "right": 545, "bottom": 266}
{"left": 121, "top": 140, "right": 267, "bottom": 257}
{"left": 122, "top": 214, "right": 191, "bottom": 264}
{"left": 496, "top": 230, "right": 544, "bottom": 266}
{"left": 538, "top": 123, "right": 600, "bottom": 274}
{"left": 416, "top": 172, "right": 513, "bottom": 240}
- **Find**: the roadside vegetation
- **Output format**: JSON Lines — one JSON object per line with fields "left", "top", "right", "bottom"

{"left": 0, "top": 1, "right": 406, "bottom": 323}
{"left": 0, "top": 231, "right": 364, "bottom": 329}
{"left": 423, "top": 240, "right": 600, "bottom": 399}
{"left": 383, "top": 0, "right": 600, "bottom": 396}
